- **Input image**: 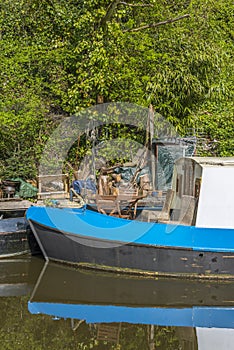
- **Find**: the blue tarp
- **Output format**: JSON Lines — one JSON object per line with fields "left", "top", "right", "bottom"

{"left": 72, "top": 179, "right": 96, "bottom": 195}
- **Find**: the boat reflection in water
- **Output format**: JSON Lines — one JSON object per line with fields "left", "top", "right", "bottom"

{"left": 29, "top": 262, "right": 234, "bottom": 349}
{"left": 0, "top": 256, "right": 44, "bottom": 297}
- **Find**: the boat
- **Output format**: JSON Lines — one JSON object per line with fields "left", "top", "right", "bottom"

{"left": 26, "top": 157, "right": 234, "bottom": 279}
{"left": 0, "top": 198, "right": 33, "bottom": 219}
{"left": 28, "top": 261, "right": 234, "bottom": 330}
{"left": 0, "top": 197, "right": 41, "bottom": 258}
{"left": 0, "top": 217, "right": 40, "bottom": 258}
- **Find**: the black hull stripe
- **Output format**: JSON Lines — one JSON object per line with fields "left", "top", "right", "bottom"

{"left": 30, "top": 220, "right": 234, "bottom": 279}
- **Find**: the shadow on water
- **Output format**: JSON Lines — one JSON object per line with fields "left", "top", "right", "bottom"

{"left": 1, "top": 257, "right": 234, "bottom": 349}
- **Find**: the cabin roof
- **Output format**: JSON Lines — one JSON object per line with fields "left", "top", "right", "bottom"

{"left": 177, "top": 157, "right": 234, "bottom": 167}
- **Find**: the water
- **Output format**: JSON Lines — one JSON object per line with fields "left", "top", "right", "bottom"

{"left": 0, "top": 255, "right": 234, "bottom": 350}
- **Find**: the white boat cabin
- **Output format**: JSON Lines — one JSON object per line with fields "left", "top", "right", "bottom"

{"left": 171, "top": 157, "right": 234, "bottom": 229}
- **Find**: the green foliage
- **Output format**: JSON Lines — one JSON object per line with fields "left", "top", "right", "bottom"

{"left": 0, "top": 0, "right": 233, "bottom": 179}
{"left": 194, "top": 101, "right": 234, "bottom": 156}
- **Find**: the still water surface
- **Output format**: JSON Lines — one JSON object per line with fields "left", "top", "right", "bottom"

{"left": 0, "top": 255, "right": 234, "bottom": 350}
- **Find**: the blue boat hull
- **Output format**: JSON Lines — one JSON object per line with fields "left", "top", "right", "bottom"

{"left": 26, "top": 206, "right": 234, "bottom": 279}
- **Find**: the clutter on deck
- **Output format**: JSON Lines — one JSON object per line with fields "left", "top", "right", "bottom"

{"left": 26, "top": 156, "right": 234, "bottom": 280}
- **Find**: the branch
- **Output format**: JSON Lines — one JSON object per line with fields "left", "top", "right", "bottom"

{"left": 119, "top": 2, "right": 153, "bottom": 6}
{"left": 100, "top": 1, "right": 153, "bottom": 29}
{"left": 100, "top": 0, "right": 121, "bottom": 29}
{"left": 124, "top": 14, "right": 190, "bottom": 32}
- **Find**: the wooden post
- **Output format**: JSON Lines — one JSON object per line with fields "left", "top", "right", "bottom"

{"left": 148, "top": 105, "right": 156, "bottom": 191}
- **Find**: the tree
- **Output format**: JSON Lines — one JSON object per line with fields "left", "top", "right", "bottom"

{"left": 0, "top": 0, "right": 233, "bottom": 180}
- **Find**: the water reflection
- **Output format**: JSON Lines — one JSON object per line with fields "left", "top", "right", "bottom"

{"left": 0, "top": 255, "right": 44, "bottom": 297}
{"left": 28, "top": 261, "right": 234, "bottom": 349}
{"left": 0, "top": 257, "right": 234, "bottom": 349}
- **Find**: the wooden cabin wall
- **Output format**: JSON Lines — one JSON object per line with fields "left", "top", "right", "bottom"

{"left": 171, "top": 159, "right": 202, "bottom": 213}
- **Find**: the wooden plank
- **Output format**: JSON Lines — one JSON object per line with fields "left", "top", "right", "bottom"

{"left": 37, "top": 191, "right": 70, "bottom": 199}
{"left": 0, "top": 199, "right": 32, "bottom": 210}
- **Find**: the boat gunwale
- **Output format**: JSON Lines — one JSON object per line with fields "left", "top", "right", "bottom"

{"left": 28, "top": 217, "right": 234, "bottom": 254}
{"left": 29, "top": 218, "right": 196, "bottom": 251}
